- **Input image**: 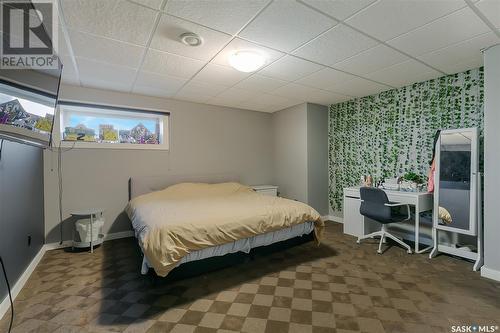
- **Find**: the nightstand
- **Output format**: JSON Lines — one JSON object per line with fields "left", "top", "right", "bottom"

{"left": 251, "top": 185, "right": 279, "bottom": 197}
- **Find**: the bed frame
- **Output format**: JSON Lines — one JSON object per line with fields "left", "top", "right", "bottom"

{"left": 127, "top": 173, "right": 314, "bottom": 280}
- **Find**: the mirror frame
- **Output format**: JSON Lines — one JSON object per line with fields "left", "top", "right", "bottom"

{"left": 433, "top": 127, "right": 478, "bottom": 236}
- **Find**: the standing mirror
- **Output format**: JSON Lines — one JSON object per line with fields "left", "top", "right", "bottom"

{"left": 434, "top": 128, "right": 478, "bottom": 235}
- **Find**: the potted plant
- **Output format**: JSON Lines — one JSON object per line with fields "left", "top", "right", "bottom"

{"left": 400, "top": 172, "right": 424, "bottom": 191}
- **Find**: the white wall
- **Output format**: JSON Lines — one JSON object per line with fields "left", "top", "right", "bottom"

{"left": 272, "top": 103, "right": 308, "bottom": 203}
{"left": 482, "top": 44, "right": 500, "bottom": 279}
{"left": 307, "top": 103, "right": 329, "bottom": 215}
{"left": 44, "top": 85, "right": 274, "bottom": 243}
{"left": 271, "top": 103, "right": 329, "bottom": 215}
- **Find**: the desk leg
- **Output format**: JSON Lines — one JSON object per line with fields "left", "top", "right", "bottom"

{"left": 90, "top": 214, "right": 93, "bottom": 254}
{"left": 415, "top": 204, "right": 420, "bottom": 253}
{"left": 415, "top": 203, "right": 433, "bottom": 254}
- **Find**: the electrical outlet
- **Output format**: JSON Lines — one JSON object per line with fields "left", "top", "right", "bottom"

{"left": 28, "top": 235, "right": 31, "bottom": 247}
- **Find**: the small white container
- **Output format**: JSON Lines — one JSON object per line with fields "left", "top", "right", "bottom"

{"left": 76, "top": 217, "right": 104, "bottom": 243}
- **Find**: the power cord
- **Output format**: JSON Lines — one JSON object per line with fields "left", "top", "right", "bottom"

{"left": 48, "top": 139, "right": 75, "bottom": 245}
{"left": 0, "top": 256, "right": 13, "bottom": 333}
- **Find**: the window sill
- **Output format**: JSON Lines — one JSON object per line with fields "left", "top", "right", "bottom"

{"left": 58, "top": 141, "right": 169, "bottom": 151}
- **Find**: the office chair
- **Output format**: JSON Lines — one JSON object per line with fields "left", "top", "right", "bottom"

{"left": 357, "top": 187, "right": 412, "bottom": 254}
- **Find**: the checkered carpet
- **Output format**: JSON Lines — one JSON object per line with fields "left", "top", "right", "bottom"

{"left": 1, "top": 222, "right": 499, "bottom": 333}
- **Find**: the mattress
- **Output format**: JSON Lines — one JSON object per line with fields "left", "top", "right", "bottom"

{"left": 140, "top": 221, "right": 314, "bottom": 274}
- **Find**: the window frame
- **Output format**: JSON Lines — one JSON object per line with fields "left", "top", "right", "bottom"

{"left": 54, "top": 101, "right": 170, "bottom": 150}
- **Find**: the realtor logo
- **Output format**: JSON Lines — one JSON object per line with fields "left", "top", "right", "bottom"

{"left": 1, "top": 0, "right": 58, "bottom": 69}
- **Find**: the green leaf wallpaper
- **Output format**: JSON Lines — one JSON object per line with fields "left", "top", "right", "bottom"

{"left": 328, "top": 67, "right": 484, "bottom": 212}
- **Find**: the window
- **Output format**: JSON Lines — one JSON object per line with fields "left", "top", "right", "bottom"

{"left": 57, "top": 102, "right": 169, "bottom": 150}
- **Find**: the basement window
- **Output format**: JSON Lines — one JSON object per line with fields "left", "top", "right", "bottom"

{"left": 56, "top": 102, "right": 169, "bottom": 150}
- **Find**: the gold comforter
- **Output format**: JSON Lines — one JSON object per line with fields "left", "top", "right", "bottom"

{"left": 125, "top": 182, "right": 323, "bottom": 276}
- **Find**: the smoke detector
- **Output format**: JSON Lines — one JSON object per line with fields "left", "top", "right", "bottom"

{"left": 180, "top": 32, "right": 203, "bottom": 47}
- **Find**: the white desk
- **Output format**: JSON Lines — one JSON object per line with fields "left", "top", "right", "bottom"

{"left": 343, "top": 187, "right": 433, "bottom": 254}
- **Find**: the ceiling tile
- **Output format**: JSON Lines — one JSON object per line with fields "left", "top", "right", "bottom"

{"left": 296, "top": 67, "right": 356, "bottom": 89}
{"left": 327, "top": 76, "right": 391, "bottom": 97}
{"left": 345, "top": 0, "right": 466, "bottom": 41}
{"left": 174, "top": 94, "right": 212, "bottom": 104}
{"left": 293, "top": 24, "right": 378, "bottom": 66}
{"left": 128, "top": 0, "right": 164, "bottom": 10}
{"left": 212, "top": 38, "right": 284, "bottom": 68}
{"left": 150, "top": 14, "right": 232, "bottom": 61}
{"left": 205, "top": 97, "right": 241, "bottom": 109}
{"left": 271, "top": 82, "right": 348, "bottom": 104}
{"left": 209, "top": 87, "right": 261, "bottom": 104}
{"left": 193, "top": 63, "right": 250, "bottom": 86}
{"left": 300, "top": 0, "right": 377, "bottom": 20}
{"left": 259, "top": 55, "right": 323, "bottom": 81}
{"left": 332, "top": 44, "right": 409, "bottom": 76}
{"left": 166, "top": 0, "right": 269, "bottom": 35}
{"left": 175, "top": 80, "right": 230, "bottom": 102}
{"left": 239, "top": 0, "right": 337, "bottom": 52}
{"left": 68, "top": 30, "right": 144, "bottom": 69}
{"left": 60, "top": 55, "right": 80, "bottom": 86}
{"left": 61, "top": 0, "right": 158, "bottom": 46}
{"left": 237, "top": 100, "right": 274, "bottom": 112}
{"left": 364, "top": 59, "right": 442, "bottom": 88}
{"left": 232, "top": 74, "right": 288, "bottom": 92}
{"left": 433, "top": 57, "right": 484, "bottom": 77}
{"left": 255, "top": 93, "right": 302, "bottom": 108}
{"left": 141, "top": 49, "right": 205, "bottom": 79}
{"left": 76, "top": 57, "right": 137, "bottom": 92}
{"left": 475, "top": 0, "right": 500, "bottom": 29}
{"left": 387, "top": 7, "right": 491, "bottom": 57}
{"left": 133, "top": 72, "right": 187, "bottom": 98}
{"left": 306, "top": 90, "right": 352, "bottom": 105}
{"left": 418, "top": 32, "right": 499, "bottom": 74}
{"left": 56, "top": 25, "right": 72, "bottom": 57}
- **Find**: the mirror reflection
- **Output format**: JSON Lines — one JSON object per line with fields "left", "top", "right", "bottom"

{"left": 438, "top": 131, "right": 472, "bottom": 230}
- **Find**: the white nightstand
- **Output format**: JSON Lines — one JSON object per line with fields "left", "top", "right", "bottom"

{"left": 251, "top": 185, "right": 279, "bottom": 197}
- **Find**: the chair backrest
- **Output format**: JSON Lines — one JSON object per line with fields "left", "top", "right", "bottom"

{"left": 359, "top": 187, "right": 392, "bottom": 223}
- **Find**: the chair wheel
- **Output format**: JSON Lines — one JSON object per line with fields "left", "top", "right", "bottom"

{"left": 356, "top": 240, "right": 360, "bottom": 244}
{"left": 377, "top": 250, "right": 382, "bottom": 254}
{"left": 407, "top": 250, "right": 412, "bottom": 254}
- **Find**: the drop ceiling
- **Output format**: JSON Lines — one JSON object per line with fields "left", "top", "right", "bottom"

{"left": 55, "top": 0, "right": 500, "bottom": 113}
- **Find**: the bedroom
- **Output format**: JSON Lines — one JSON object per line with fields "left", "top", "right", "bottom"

{"left": 0, "top": 0, "right": 499, "bottom": 332}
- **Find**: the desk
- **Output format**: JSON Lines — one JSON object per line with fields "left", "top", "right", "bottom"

{"left": 343, "top": 187, "right": 433, "bottom": 254}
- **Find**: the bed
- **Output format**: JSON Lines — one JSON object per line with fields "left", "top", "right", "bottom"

{"left": 126, "top": 174, "right": 324, "bottom": 277}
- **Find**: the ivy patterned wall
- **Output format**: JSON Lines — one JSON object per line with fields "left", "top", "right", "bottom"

{"left": 328, "top": 68, "right": 484, "bottom": 212}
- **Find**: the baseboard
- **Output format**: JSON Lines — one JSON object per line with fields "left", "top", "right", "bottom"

{"left": 43, "top": 240, "right": 73, "bottom": 251}
{"left": 44, "top": 230, "right": 135, "bottom": 250}
{"left": 481, "top": 266, "right": 500, "bottom": 282}
{"left": 322, "top": 215, "right": 343, "bottom": 223}
{"left": 0, "top": 246, "right": 45, "bottom": 321}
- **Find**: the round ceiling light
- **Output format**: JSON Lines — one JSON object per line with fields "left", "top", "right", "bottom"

{"left": 229, "top": 50, "right": 266, "bottom": 73}
{"left": 180, "top": 32, "right": 203, "bottom": 47}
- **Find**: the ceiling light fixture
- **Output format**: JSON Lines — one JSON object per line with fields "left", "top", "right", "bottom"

{"left": 180, "top": 32, "right": 203, "bottom": 47}
{"left": 229, "top": 50, "right": 266, "bottom": 73}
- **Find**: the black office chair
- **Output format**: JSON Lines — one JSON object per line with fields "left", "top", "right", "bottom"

{"left": 357, "top": 187, "right": 412, "bottom": 254}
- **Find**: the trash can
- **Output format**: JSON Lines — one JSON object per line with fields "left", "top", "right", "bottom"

{"left": 76, "top": 217, "right": 104, "bottom": 243}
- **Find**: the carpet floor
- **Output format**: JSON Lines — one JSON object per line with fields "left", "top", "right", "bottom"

{"left": 1, "top": 222, "right": 499, "bottom": 333}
